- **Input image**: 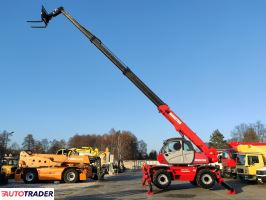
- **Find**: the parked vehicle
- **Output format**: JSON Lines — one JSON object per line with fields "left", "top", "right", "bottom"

{"left": 236, "top": 144, "right": 266, "bottom": 182}
{"left": 220, "top": 142, "right": 266, "bottom": 178}
{"left": 256, "top": 166, "right": 266, "bottom": 183}
{"left": 0, "top": 154, "right": 18, "bottom": 178}
{"left": 57, "top": 147, "right": 111, "bottom": 179}
{"left": 15, "top": 151, "right": 93, "bottom": 184}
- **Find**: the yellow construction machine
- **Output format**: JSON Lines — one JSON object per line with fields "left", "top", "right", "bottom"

{"left": 0, "top": 154, "right": 18, "bottom": 178}
{"left": 15, "top": 150, "right": 93, "bottom": 184}
{"left": 56, "top": 147, "right": 111, "bottom": 179}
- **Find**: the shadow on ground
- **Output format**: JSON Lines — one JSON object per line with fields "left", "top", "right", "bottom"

{"left": 160, "top": 179, "right": 246, "bottom": 195}
{"left": 64, "top": 189, "right": 146, "bottom": 200}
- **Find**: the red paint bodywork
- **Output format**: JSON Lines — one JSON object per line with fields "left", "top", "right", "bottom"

{"left": 142, "top": 104, "right": 237, "bottom": 194}
{"left": 158, "top": 104, "right": 218, "bottom": 163}
{"left": 142, "top": 163, "right": 223, "bottom": 183}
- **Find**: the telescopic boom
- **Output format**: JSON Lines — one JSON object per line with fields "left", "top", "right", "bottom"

{"left": 28, "top": 6, "right": 218, "bottom": 163}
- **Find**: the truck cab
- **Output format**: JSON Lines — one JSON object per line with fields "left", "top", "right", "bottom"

{"left": 236, "top": 153, "right": 264, "bottom": 182}
{"left": 221, "top": 149, "right": 237, "bottom": 177}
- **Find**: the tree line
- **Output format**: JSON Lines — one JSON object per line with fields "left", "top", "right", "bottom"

{"left": 209, "top": 121, "right": 266, "bottom": 149}
{"left": 0, "top": 129, "right": 157, "bottom": 160}
{"left": 1, "top": 121, "right": 265, "bottom": 159}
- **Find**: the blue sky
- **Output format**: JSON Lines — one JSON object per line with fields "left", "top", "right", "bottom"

{"left": 1, "top": 1, "right": 266, "bottom": 152}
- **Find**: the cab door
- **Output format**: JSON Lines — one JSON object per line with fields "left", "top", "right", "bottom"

{"left": 246, "top": 155, "right": 264, "bottom": 176}
{"left": 163, "top": 140, "right": 184, "bottom": 164}
{"left": 182, "top": 140, "right": 195, "bottom": 164}
{"left": 162, "top": 139, "right": 195, "bottom": 165}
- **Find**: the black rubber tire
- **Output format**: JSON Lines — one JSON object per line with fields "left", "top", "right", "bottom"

{"left": 0, "top": 173, "right": 8, "bottom": 185}
{"left": 238, "top": 175, "right": 248, "bottom": 183}
{"left": 221, "top": 170, "right": 226, "bottom": 178}
{"left": 91, "top": 173, "right": 98, "bottom": 180}
{"left": 91, "top": 165, "right": 98, "bottom": 180}
{"left": 153, "top": 169, "right": 171, "bottom": 189}
{"left": 196, "top": 169, "right": 216, "bottom": 189}
{"left": 232, "top": 174, "right": 237, "bottom": 179}
{"left": 63, "top": 168, "right": 79, "bottom": 183}
{"left": 190, "top": 180, "right": 198, "bottom": 186}
{"left": 23, "top": 169, "right": 38, "bottom": 184}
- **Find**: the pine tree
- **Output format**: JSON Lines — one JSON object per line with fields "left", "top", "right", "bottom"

{"left": 209, "top": 129, "right": 227, "bottom": 149}
{"left": 22, "top": 134, "right": 35, "bottom": 151}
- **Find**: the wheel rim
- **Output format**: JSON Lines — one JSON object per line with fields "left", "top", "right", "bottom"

{"left": 158, "top": 174, "right": 168, "bottom": 185}
{"left": 67, "top": 172, "right": 76, "bottom": 182}
{"left": 26, "top": 172, "right": 34, "bottom": 181}
{"left": 201, "top": 174, "right": 212, "bottom": 185}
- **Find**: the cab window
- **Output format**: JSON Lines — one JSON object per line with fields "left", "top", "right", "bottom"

{"left": 164, "top": 141, "right": 182, "bottom": 153}
{"left": 230, "top": 150, "right": 237, "bottom": 159}
{"left": 248, "top": 156, "right": 259, "bottom": 165}
{"left": 236, "top": 155, "right": 245, "bottom": 165}
{"left": 222, "top": 152, "right": 229, "bottom": 159}
{"left": 63, "top": 150, "right": 68, "bottom": 155}
{"left": 2, "top": 159, "right": 8, "bottom": 165}
{"left": 183, "top": 141, "right": 193, "bottom": 151}
{"left": 57, "top": 150, "right": 63, "bottom": 155}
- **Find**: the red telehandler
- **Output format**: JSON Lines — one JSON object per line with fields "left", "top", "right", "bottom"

{"left": 28, "top": 6, "right": 236, "bottom": 195}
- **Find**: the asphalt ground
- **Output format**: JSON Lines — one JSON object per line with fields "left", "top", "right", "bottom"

{"left": 2, "top": 170, "right": 266, "bottom": 200}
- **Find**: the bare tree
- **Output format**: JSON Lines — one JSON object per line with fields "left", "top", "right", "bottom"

{"left": 137, "top": 140, "right": 147, "bottom": 159}
{"left": 8, "top": 142, "right": 21, "bottom": 156}
{"left": 231, "top": 123, "right": 248, "bottom": 141}
{"left": 0, "top": 130, "right": 14, "bottom": 156}
{"left": 34, "top": 140, "right": 45, "bottom": 153}
{"left": 242, "top": 128, "right": 259, "bottom": 142}
{"left": 41, "top": 139, "right": 50, "bottom": 153}
{"left": 48, "top": 139, "right": 66, "bottom": 153}
{"left": 253, "top": 121, "right": 266, "bottom": 142}
{"left": 231, "top": 122, "right": 266, "bottom": 142}
{"left": 67, "top": 129, "right": 141, "bottom": 160}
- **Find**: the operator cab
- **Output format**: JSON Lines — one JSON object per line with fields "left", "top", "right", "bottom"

{"left": 160, "top": 138, "right": 195, "bottom": 164}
